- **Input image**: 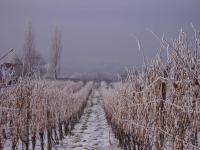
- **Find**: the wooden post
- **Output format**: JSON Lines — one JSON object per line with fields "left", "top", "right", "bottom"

{"left": 160, "top": 70, "right": 167, "bottom": 149}
{"left": 39, "top": 131, "right": 44, "bottom": 150}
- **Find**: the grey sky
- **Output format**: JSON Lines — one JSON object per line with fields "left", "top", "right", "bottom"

{"left": 0, "top": 0, "right": 200, "bottom": 73}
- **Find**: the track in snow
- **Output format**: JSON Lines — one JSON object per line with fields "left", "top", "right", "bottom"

{"left": 54, "top": 89, "right": 121, "bottom": 150}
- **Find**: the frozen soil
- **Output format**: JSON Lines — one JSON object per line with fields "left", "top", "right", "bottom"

{"left": 54, "top": 89, "right": 121, "bottom": 150}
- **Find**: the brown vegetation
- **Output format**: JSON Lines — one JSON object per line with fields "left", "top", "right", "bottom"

{"left": 102, "top": 28, "right": 200, "bottom": 149}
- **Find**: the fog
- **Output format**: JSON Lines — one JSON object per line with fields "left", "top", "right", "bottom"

{"left": 0, "top": 0, "right": 200, "bottom": 75}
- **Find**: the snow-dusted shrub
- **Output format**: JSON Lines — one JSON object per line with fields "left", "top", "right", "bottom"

{"left": 102, "top": 28, "right": 200, "bottom": 150}
{"left": 0, "top": 79, "right": 93, "bottom": 150}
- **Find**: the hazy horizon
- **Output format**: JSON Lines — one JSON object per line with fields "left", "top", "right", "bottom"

{"left": 0, "top": 0, "right": 200, "bottom": 74}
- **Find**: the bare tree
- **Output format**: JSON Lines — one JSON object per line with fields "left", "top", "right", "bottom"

{"left": 23, "top": 22, "right": 37, "bottom": 76}
{"left": 50, "top": 27, "right": 62, "bottom": 79}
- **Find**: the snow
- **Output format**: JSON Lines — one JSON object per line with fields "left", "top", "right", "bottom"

{"left": 53, "top": 89, "right": 121, "bottom": 150}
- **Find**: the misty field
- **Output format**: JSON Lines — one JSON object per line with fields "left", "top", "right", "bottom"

{"left": 0, "top": 28, "right": 200, "bottom": 150}
{"left": 0, "top": 24, "right": 200, "bottom": 150}
{"left": 1, "top": 0, "right": 200, "bottom": 149}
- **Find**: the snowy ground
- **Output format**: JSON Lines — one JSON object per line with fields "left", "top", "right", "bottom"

{"left": 53, "top": 89, "right": 121, "bottom": 150}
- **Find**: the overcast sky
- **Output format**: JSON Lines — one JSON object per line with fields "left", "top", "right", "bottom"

{"left": 0, "top": 0, "right": 200, "bottom": 73}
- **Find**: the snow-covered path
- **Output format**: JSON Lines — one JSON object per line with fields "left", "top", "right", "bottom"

{"left": 54, "top": 89, "right": 121, "bottom": 150}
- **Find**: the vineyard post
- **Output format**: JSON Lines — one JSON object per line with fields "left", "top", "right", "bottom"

{"left": 64, "top": 121, "right": 69, "bottom": 136}
{"left": 58, "top": 118, "right": 64, "bottom": 140}
{"left": 160, "top": 70, "right": 167, "bottom": 149}
{"left": 39, "top": 131, "right": 44, "bottom": 150}
{"left": 0, "top": 128, "right": 5, "bottom": 150}
{"left": 24, "top": 102, "right": 31, "bottom": 150}
{"left": 53, "top": 125, "right": 59, "bottom": 144}
{"left": 191, "top": 78, "right": 199, "bottom": 146}
{"left": 24, "top": 83, "right": 32, "bottom": 150}
{"left": 46, "top": 97, "right": 52, "bottom": 150}
{"left": 31, "top": 132, "right": 36, "bottom": 150}
{"left": 0, "top": 135, "right": 2, "bottom": 150}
